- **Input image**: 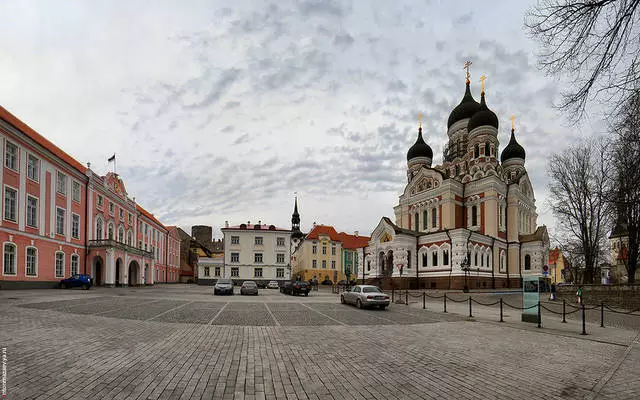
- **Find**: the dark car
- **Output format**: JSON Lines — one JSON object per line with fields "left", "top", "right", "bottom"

{"left": 321, "top": 279, "right": 333, "bottom": 285}
{"left": 60, "top": 274, "right": 92, "bottom": 290}
{"left": 286, "top": 281, "right": 310, "bottom": 296}
{"left": 214, "top": 279, "right": 234, "bottom": 295}
{"left": 280, "top": 281, "right": 292, "bottom": 293}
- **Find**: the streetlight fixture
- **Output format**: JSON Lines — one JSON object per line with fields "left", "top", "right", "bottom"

{"left": 461, "top": 251, "right": 471, "bottom": 293}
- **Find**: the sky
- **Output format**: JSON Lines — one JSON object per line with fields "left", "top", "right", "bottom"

{"left": 0, "top": 0, "right": 609, "bottom": 239}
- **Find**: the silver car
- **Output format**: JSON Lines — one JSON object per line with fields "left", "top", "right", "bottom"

{"left": 240, "top": 281, "right": 259, "bottom": 296}
{"left": 341, "top": 285, "right": 390, "bottom": 310}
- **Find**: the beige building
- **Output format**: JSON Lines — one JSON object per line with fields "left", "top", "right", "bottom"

{"left": 363, "top": 70, "right": 549, "bottom": 289}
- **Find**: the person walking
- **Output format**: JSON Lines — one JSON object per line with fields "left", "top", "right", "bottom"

{"left": 550, "top": 283, "right": 556, "bottom": 301}
{"left": 313, "top": 276, "right": 318, "bottom": 291}
{"left": 576, "top": 286, "right": 583, "bottom": 304}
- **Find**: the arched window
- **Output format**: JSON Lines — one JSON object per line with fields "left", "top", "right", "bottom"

{"left": 474, "top": 144, "right": 480, "bottom": 158}
{"left": 455, "top": 165, "right": 460, "bottom": 176}
{"left": 127, "top": 230, "right": 132, "bottom": 246}
{"left": 3, "top": 243, "right": 17, "bottom": 275}
{"left": 71, "top": 254, "right": 79, "bottom": 275}
{"left": 26, "top": 247, "right": 37, "bottom": 276}
{"left": 471, "top": 205, "right": 478, "bottom": 226}
{"left": 96, "top": 218, "right": 103, "bottom": 240}
{"left": 481, "top": 252, "right": 485, "bottom": 267}
{"left": 432, "top": 252, "right": 438, "bottom": 267}
{"left": 474, "top": 251, "right": 478, "bottom": 266}
{"left": 118, "top": 226, "right": 124, "bottom": 243}
{"left": 422, "top": 253, "right": 428, "bottom": 268}
{"left": 423, "top": 210, "right": 428, "bottom": 230}
{"left": 524, "top": 254, "right": 532, "bottom": 270}
{"left": 108, "top": 223, "right": 114, "bottom": 240}
{"left": 431, "top": 207, "right": 437, "bottom": 228}
{"left": 443, "top": 249, "right": 449, "bottom": 266}
{"left": 485, "top": 141, "right": 491, "bottom": 156}
{"left": 414, "top": 213, "right": 419, "bottom": 232}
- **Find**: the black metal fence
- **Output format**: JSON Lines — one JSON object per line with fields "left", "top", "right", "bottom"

{"left": 379, "top": 289, "right": 640, "bottom": 335}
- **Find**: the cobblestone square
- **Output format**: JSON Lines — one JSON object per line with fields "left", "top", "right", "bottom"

{"left": 1, "top": 285, "right": 639, "bottom": 399}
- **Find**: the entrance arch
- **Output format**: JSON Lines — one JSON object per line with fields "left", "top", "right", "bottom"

{"left": 115, "top": 258, "right": 125, "bottom": 286}
{"left": 128, "top": 260, "right": 140, "bottom": 286}
{"left": 91, "top": 256, "right": 104, "bottom": 286}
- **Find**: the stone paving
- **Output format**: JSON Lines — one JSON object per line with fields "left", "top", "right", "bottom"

{"left": 1, "top": 285, "right": 639, "bottom": 399}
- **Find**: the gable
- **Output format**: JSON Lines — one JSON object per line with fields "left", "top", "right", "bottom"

{"left": 404, "top": 168, "right": 443, "bottom": 197}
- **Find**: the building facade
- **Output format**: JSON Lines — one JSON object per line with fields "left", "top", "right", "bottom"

{"left": 222, "top": 221, "right": 292, "bottom": 284}
{"left": 197, "top": 253, "right": 225, "bottom": 285}
{"left": 0, "top": 105, "right": 179, "bottom": 288}
{"left": 362, "top": 70, "right": 549, "bottom": 289}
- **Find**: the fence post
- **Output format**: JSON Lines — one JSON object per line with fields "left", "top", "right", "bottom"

{"left": 562, "top": 299, "right": 566, "bottom": 323}
{"left": 581, "top": 302, "right": 587, "bottom": 335}
{"left": 537, "top": 301, "right": 541, "bottom": 328}
{"left": 443, "top": 293, "right": 447, "bottom": 313}
{"left": 468, "top": 296, "right": 472, "bottom": 318}
{"left": 423, "top": 291, "right": 426, "bottom": 309}
{"left": 601, "top": 302, "right": 605, "bottom": 328}
{"left": 405, "top": 290, "right": 408, "bottom": 306}
{"left": 499, "top": 298, "right": 503, "bottom": 322}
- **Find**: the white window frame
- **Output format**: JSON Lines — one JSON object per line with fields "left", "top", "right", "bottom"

{"left": 71, "top": 254, "right": 79, "bottom": 275}
{"left": 255, "top": 236, "right": 263, "bottom": 245}
{"left": 109, "top": 202, "right": 114, "bottom": 215}
{"left": 72, "top": 213, "right": 80, "bottom": 239}
{"left": 254, "top": 267, "right": 263, "bottom": 278}
{"left": 72, "top": 181, "right": 81, "bottom": 203}
{"left": 96, "top": 217, "right": 104, "bottom": 240}
{"left": 3, "top": 242, "right": 17, "bottom": 275}
{"left": 231, "top": 253, "right": 239, "bottom": 263}
{"left": 214, "top": 266, "right": 221, "bottom": 277}
{"left": 4, "top": 141, "right": 17, "bottom": 171}
{"left": 26, "top": 195, "right": 38, "bottom": 228}
{"left": 25, "top": 246, "right": 38, "bottom": 277}
{"left": 55, "top": 251, "right": 65, "bottom": 278}
{"left": 97, "top": 195, "right": 103, "bottom": 208}
{"left": 331, "top": 260, "right": 336, "bottom": 269}
{"left": 276, "top": 268, "right": 284, "bottom": 278}
{"left": 203, "top": 266, "right": 210, "bottom": 277}
{"left": 4, "top": 185, "right": 17, "bottom": 222}
{"left": 331, "top": 246, "right": 336, "bottom": 256}
{"left": 276, "top": 253, "right": 285, "bottom": 264}
{"left": 108, "top": 222, "right": 114, "bottom": 240}
{"left": 231, "top": 267, "right": 239, "bottom": 277}
{"left": 127, "top": 230, "right": 132, "bottom": 246}
{"left": 119, "top": 209, "right": 124, "bottom": 221}
{"left": 277, "top": 237, "right": 285, "bottom": 247}
{"left": 55, "top": 207, "right": 66, "bottom": 235}
{"left": 118, "top": 225, "right": 124, "bottom": 243}
{"left": 231, "top": 236, "right": 239, "bottom": 245}
{"left": 27, "top": 154, "right": 39, "bottom": 182}
{"left": 322, "top": 260, "right": 326, "bottom": 268}
{"left": 254, "top": 253, "right": 263, "bottom": 264}
{"left": 56, "top": 172, "right": 67, "bottom": 195}
{"left": 312, "top": 245, "right": 317, "bottom": 254}
{"left": 312, "top": 260, "right": 317, "bottom": 268}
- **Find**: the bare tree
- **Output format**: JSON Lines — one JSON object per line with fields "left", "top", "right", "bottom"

{"left": 609, "top": 89, "right": 640, "bottom": 282}
{"left": 548, "top": 140, "right": 611, "bottom": 283}
{"left": 526, "top": 0, "right": 640, "bottom": 120}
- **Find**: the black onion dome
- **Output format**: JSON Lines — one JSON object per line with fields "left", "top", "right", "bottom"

{"left": 500, "top": 129, "right": 526, "bottom": 162}
{"left": 407, "top": 127, "right": 433, "bottom": 161}
{"left": 447, "top": 82, "right": 481, "bottom": 128}
{"left": 468, "top": 92, "right": 498, "bottom": 132}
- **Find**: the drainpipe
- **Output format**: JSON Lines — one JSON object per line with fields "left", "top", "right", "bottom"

{"left": 83, "top": 172, "right": 90, "bottom": 275}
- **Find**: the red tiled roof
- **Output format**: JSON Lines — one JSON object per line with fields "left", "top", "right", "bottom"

{"left": 337, "top": 232, "right": 370, "bottom": 249}
{"left": 222, "top": 224, "right": 290, "bottom": 231}
{"left": 305, "top": 225, "right": 340, "bottom": 241}
{"left": 136, "top": 204, "right": 167, "bottom": 231}
{"left": 0, "top": 105, "right": 87, "bottom": 174}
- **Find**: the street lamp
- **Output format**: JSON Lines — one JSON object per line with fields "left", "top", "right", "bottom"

{"left": 461, "top": 251, "right": 471, "bottom": 293}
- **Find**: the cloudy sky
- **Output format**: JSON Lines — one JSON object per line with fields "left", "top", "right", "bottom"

{"left": 0, "top": 0, "right": 608, "bottom": 239}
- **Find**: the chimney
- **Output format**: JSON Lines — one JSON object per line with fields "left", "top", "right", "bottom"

{"left": 258, "top": 220, "right": 261, "bottom": 225}
{"left": 225, "top": 221, "right": 229, "bottom": 228}
{"left": 313, "top": 222, "right": 316, "bottom": 227}
{"left": 354, "top": 231, "right": 359, "bottom": 237}
{"left": 248, "top": 220, "right": 251, "bottom": 225}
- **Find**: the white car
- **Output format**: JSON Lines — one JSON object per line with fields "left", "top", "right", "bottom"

{"left": 267, "top": 280, "right": 279, "bottom": 289}
{"left": 341, "top": 285, "right": 390, "bottom": 310}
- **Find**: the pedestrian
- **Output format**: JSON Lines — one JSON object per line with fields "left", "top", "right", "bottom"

{"left": 313, "top": 276, "right": 318, "bottom": 291}
{"left": 576, "top": 286, "right": 583, "bottom": 304}
{"left": 550, "top": 283, "right": 556, "bottom": 301}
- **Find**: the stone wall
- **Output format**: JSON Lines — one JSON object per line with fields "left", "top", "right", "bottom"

{"left": 556, "top": 284, "right": 640, "bottom": 309}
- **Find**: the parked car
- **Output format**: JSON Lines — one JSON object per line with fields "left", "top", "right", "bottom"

{"left": 267, "top": 280, "right": 279, "bottom": 289}
{"left": 341, "top": 285, "right": 390, "bottom": 310}
{"left": 214, "top": 279, "right": 234, "bottom": 295}
{"left": 60, "top": 274, "right": 92, "bottom": 290}
{"left": 280, "top": 281, "right": 292, "bottom": 293}
{"left": 240, "top": 281, "right": 259, "bottom": 296}
{"left": 285, "top": 281, "right": 310, "bottom": 296}
{"left": 256, "top": 281, "right": 268, "bottom": 289}
{"left": 337, "top": 280, "right": 348, "bottom": 286}
{"left": 321, "top": 279, "right": 333, "bottom": 285}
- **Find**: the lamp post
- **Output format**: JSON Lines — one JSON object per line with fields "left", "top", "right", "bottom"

{"left": 461, "top": 251, "right": 471, "bottom": 293}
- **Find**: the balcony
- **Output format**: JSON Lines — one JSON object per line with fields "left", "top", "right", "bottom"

{"left": 88, "top": 239, "right": 154, "bottom": 258}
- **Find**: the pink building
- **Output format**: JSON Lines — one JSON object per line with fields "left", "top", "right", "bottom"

{"left": 0, "top": 106, "right": 180, "bottom": 288}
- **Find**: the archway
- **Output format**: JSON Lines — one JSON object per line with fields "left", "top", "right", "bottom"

{"left": 129, "top": 260, "right": 140, "bottom": 286}
{"left": 378, "top": 252, "right": 385, "bottom": 275}
{"left": 91, "top": 256, "right": 104, "bottom": 286}
{"left": 384, "top": 250, "right": 394, "bottom": 277}
{"left": 115, "top": 258, "right": 123, "bottom": 286}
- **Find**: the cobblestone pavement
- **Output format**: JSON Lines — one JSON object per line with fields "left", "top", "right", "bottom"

{"left": 1, "top": 285, "right": 639, "bottom": 399}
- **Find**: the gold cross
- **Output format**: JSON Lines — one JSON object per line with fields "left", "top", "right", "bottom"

{"left": 418, "top": 114, "right": 423, "bottom": 128}
{"left": 510, "top": 115, "right": 516, "bottom": 130}
{"left": 464, "top": 61, "right": 472, "bottom": 83}
{"left": 479, "top": 75, "right": 487, "bottom": 93}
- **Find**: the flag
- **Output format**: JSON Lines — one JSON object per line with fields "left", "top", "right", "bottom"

{"left": 108, "top": 154, "right": 115, "bottom": 162}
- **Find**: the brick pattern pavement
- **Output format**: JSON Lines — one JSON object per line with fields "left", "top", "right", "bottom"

{"left": 0, "top": 288, "right": 638, "bottom": 399}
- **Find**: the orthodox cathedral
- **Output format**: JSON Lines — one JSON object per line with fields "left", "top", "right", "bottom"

{"left": 364, "top": 66, "right": 549, "bottom": 289}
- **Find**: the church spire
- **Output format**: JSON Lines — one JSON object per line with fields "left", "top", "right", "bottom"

{"left": 291, "top": 195, "right": 304, "bottom": 239}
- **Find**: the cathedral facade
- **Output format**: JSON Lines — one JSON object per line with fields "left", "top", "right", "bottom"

{"left": 363, "top": 71, "right": 549, "bottom": 290}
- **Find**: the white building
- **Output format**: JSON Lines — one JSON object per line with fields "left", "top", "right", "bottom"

{"left": 222, "top": 221, "right": 292, "bottom": 284}
{"left": 197, "top": 253, "right": 224, "bottom": 285}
